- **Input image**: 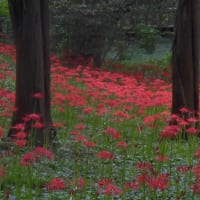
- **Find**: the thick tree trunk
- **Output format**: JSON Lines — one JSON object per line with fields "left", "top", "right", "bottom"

{"left": 8, "top": 0, "right": 55, "bottom": 146}
{"left": 172, "top": 0, "right": 200, "bottom": 115}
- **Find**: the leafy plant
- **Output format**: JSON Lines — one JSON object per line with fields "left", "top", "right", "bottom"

{"left": 135, "top": 23, "right": 160, "bottom": 53}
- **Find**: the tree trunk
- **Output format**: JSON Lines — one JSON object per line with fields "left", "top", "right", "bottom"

{"left": 8, "top": 0, "right": 55, "bottom": 146}
{"left": 172, "top": 0, "right": 200, "bottom": 115}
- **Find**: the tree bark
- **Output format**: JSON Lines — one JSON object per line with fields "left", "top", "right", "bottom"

{"left": 8, "top": 0, "right": 55, "bottom": 146}
{"left": 172, "top": 0, "right": 200, "bottom": 115}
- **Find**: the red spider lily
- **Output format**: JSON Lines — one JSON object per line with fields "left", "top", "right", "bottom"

{"left": 0, "top": 167, "right": 5, "bottom": 179}
{"left": 194, "top": 149, "right": 200, "bottom": 158}
{"left": 13, "top": 131, "right": 27, "bottom": 139}
{"left": 136, "top": 172, "right": 150, "bottom": 185}
{"left": 82, "top": 106, "right": 93, "bottom": 114}
{"left": 160, "top": 125, "right": 180, "bottom": 139}
{"left": 113, "top": 110, "right": 130, "bottom": 119}
{"left": 20, "top": 152, "right": 36, "bottom": 167}
{"left": 147, "top": 173, "right": 169, "bottom": 191}
{"left": 179, "top": 107, "right": 190, "bottom": 113}
{"left": 186, "top": 127, "right": 199, "bottom": 135}
{"left": 52, "top": 122, "right": 64, "bottom": 127}
{"left": 33, "top": 121, "right": 44, "bottom": 129}
{"left": 177, "top": 165, "right": 192, "bottom": 173}
{"left": 97, "top": 150, "right": 114, "bottom": 160}
{"left": 98, "top": 178, "right": 111, "bottom": 187}
{"left": 32, "top": 92, "right": 43, "bottom": 99}
{"left": 45, "top": 178, "right": 66, "bottom": 191}
{"left": 125, "top": 181, "right": 139, "bottom": 190}
{"left": 74, "top": 124, "right": 86, "bottom": 130}
{"left": 12, "top": 123, "right": 25, "bottom": 131}
{"left": 103, "top": 127, "right": 122, "bottom": 139}
{"left": 116, "top": 141, "right": 128, "bottom": 148}
{"left": 136, "top": 162, "right": 157, "bottom": 175}
{"left": 178, "top": 119, "right": 189, "bottom": 126}
{"left": 97, "top": 179, "right": 122, "bottom": 196}
{"left": 33, "top": 147, "right": 54, "bottom": 159}
{"left": 84, "top": 140, "right": 96, "bottom": 148}
{"left": 74, "top": 135, "right": 87, "bottom": 143}
{"left": 14, "top": 139, "right": 27, "bottom": 147}
{"left": 187, "top": 117, "right": 199, "bottom": 123}
{"left": 20, "top": 147, "right": 54, "bottom": 167}
{"left": 0, "top": 126, "right": 3, "bottom": 137}
{"left": 70, "top": 130, "right": 81, "bottom": 135}
{"left": 193, "top": 164, "right": 200, "bottom": 177}
{"left": 155, "top": 154, "right": 169, "bottom": 162}
{"left": 101, "top": 183, "right": 122, "bottom": 196}
{"left": 25, "top": 113, "right": 41, "bottom": 121}
{"left": 191, "top": 178, "right": 200, "bottom": 195}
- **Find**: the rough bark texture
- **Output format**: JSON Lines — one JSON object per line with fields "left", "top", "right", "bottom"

{"left": 172, "top": 0, "right": 200, "bottom": 115}
{"left": 8, "top": 0, "right": 55, "bottom": 146}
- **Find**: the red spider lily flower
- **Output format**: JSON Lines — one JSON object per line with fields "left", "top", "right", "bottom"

{"left": 147, "top": 173, "right": 169, "bottom": 191}
{"left": 186, "top": 127, "right": 199, "bottom": 135}
{"left": 25, "top": 113, "right": 41, "bottom": 121}
{"left": 187, "top": 117, "right": 199, "bottom": 123}
{"left": 97, "top": 179, "right": 122, "bottom": 196}
{"left": 74, "top": 135, "right": 87, "bottom": 143}
{"left": 20, "top": 152, "right": 36, "bottom": 167}
{"left": 12, "top": 123, "right": 25, "bottom": 131}
{"left": 33, "top": 147, "right": 54, "bottom": 160}
{"left": 116, "top": 141, "right": 128, "bottom": 148}
{"left": 0, "top": 126, "right": 3, "bottom": 138}
{"left": 0, "top": 167, "right": 5, "bottom": 179}
{"left": 46, "top": 178, "right": 66, "bottom": 191}
{"left": 13, "top": 131, "right": 27, "bottom": 139}
{"left": 33, "top": 121, "right": 44, "bottom": 129}
{"left": 160, "top": 125, "right": 180, "bottom": 139}
{"left": 52, "top": 122, "right": 64, "bottom": 128}
{"left": 191, "top": 178, "right": 200, "bottom": 195}
{"left": 82, "top": 106, "right": 93, "bottom": 114}
{"left": 179, "top": 107, "right": 190, "bottom": 113}
{"left": 103, "top": 127, "right": 122, "bottom": 139}
{"left": 113, "top": 110, "right": 130, "bottom": 119}
{"left": 136, "top": 162, "right": 157, "bottom": 175}
{"left": 32, "top": 92, "right": 43, "bottom": 99}
{"left": 155, "top": 154, "right": 169, "bottom": 162}
{"left": 125, "top": 181, "right": 139, "bottom": 190}
{"left": 178, "top": 119, "right": 189, "bottom": 126}
{"left": 194, "top": 148, "right": 200, "bottom": 158}
{"left": 136, "top": 172, "right": 150, "bottom": 185}
{"left": 14, "top": 139, "right": 27, "bottom": 147}
{"left": 101, "top": 183, "right": 122, "bottom": 196}
{"left": 193, "top": 164, "right": 200, "bottom": 177}
{"left": 98, "top": 178, "right": 111, "bottom": 187}
{"left": 97, "top": 150, "right": 114, "bottom": 160}
{"left": 74, "top": 124, "right": 86, "bottom": 130}
{"left": 70, "top": 130, "right": 81, "bottom": 135}
{"left": 177, "top": 165, "right": 192, "bottom": 173}
{"left": 84, "top": 140, "right": 96, "bottom": 148}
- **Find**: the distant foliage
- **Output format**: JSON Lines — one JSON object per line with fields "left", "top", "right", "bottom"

{"left": 0, "top": 0, "right": 11, "bottom": 40}
{"left": 50, "top": 0, "right": 176, "bottom": 66}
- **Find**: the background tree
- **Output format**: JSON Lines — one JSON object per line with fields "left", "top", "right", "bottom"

{"left": 50, "top": 0, "right": 176, "bottom": 67}
{"left": 172, "top": 0, "right": 200, "bottom": 115}
{"left": 8, "top": 0, "right": 55, "bottom": 146}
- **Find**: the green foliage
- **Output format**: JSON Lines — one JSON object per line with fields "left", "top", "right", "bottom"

{"left": 0, "top": 0, "right": 9, "bottom": 17}
{"left": 135, "top": 23, "right": 160, "bottom": 53}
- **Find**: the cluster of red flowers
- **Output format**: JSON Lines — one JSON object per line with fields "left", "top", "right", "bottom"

{"left": 20, "top": 146, "right": 54, "bottom": 167}
{"left": 97, "top": 178, "right": 122, "bottom": 196}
